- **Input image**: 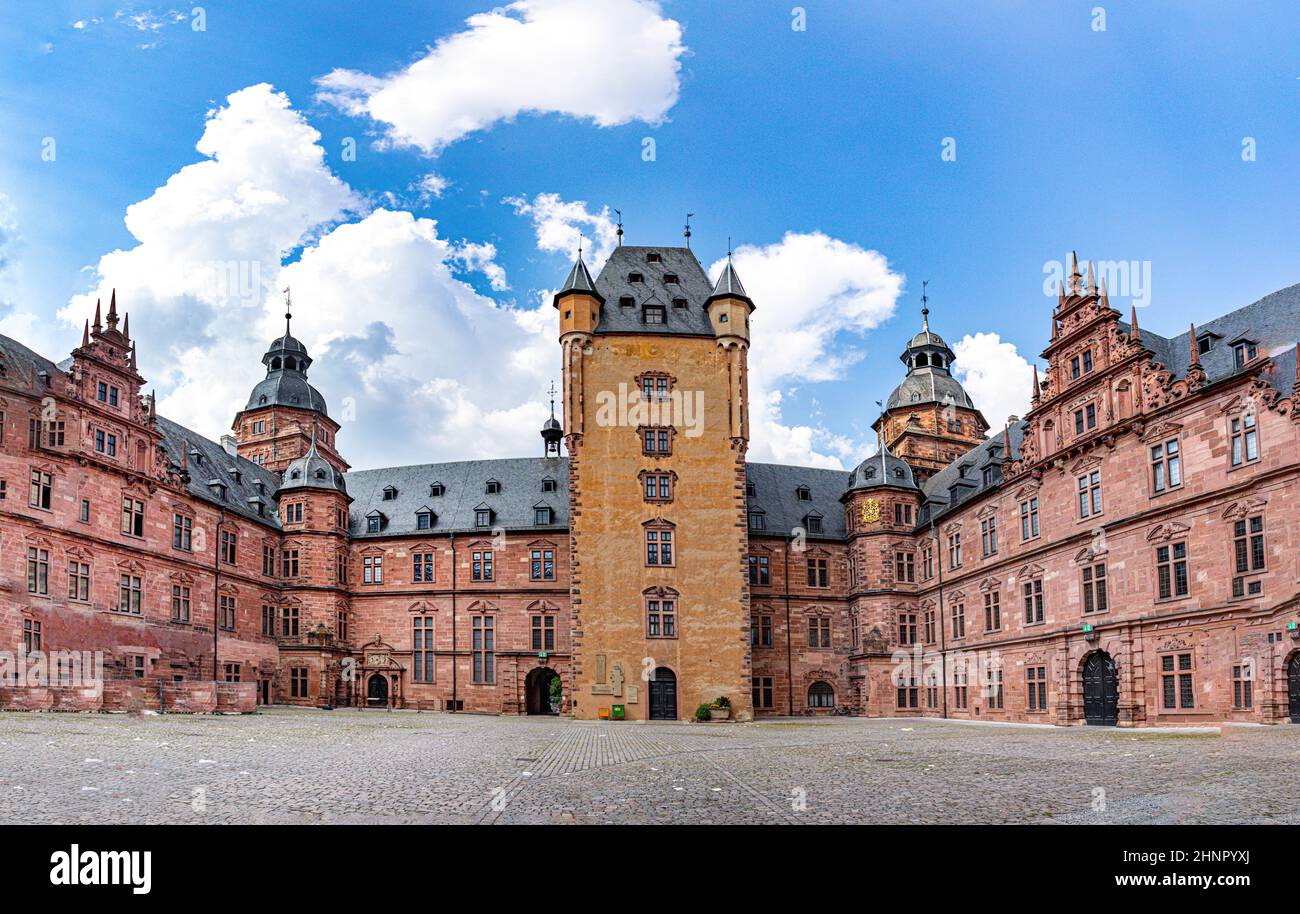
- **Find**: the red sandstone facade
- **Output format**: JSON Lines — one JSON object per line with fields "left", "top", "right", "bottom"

{"left": 1, "top": 251, "right": 1297, "bottom": 724}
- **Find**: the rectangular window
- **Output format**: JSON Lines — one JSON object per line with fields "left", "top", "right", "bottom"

{"left": 220, "top": 530, "right": 237, "bottom": 564}
{"left": 980, "top": 516, "right": 998, "bottom": 556}
{"left": 1023, "top": 579, "right": 1044, "bottom": 624}
{"left": 1150, "top": 439, "right": 1182, "bottom": 493}
{"left": 987, "top": 668, "right": 1004, "bottom": 710}
{"left": 171, "top": 585, "right": 191, "bottom": 622}
{"left": 1232, "top": 515, "right": 1266, "bottom": 598}
{"left": 983, "top": 592, "right": 1001, "bottom": 632}
{"left": 1229, "top": 414, "right": 1258, "bottom": 466}
{"left": 641, "top": 427, "right": 672, "bottom": 456}
{"left": 46, "top": 420, "right": 65, "bottom": 448}
{"left": 29, "top": 469, "right": 52, "bottom": 509}
{"left": 751, "top": 676, "right": 775, "bottom": 710}
{"left": 954, "top": 664, "right": 968, "bottom": 709}
{"left": 337, "top": 609, "right": 348, "bottom": 641}
{"left": 219, "top": 595, "right": 236, "bottom": 631}
{"left": 750, "top": 615, "right": 773, "bottom": 647}
{"left": 472, "top": 549, "right": 493, "bottom": 581}
{"left": 118, "top": 574, "right": 142, "bottom": 614}
{"left": 363, "top": 554, "right": 382, "bottom": 584}
{"left": 644, "top": 472, "right": 673, "bottom": 501}
{"left": 1161, "top": 652, "right": 1194, "bottom": 710}
{"left": 950, "top": 602, "right": 965, "bottom": 639}
{"left": 1155, "top": 542, "right": 1188, "bottom": 600}
{"left": 748, "top": 554, "right": 770, "bottom": 586}
{"left": 23, "top": 619, "right": 41, "bottom": 655}
{"left": 282, "top": 549, "right": 300, "bottom": 578}
{"left": 896, "top": 613, "right": 916, "bottom": 646}
{"left": 947, "top": 533, "right": 962, "bottom": 569}
{"left": 261, "top": 603, "right": 276, "bottom": 637}
{"left": 1082, "top": 563, "right": 1108, "bottom": 613}
{"left": 224, "top": 663, "right": 241, "bottom": 683}
{"left": 68, "top": 561, "right": 91, "bottom": 602}
{"left": 413, "top": 617, "right": 435, "bottom": 682}
{"left": 806, "top": 557, "right": 829, "bottom": 587}
{"left": 1083, "top": 350, "right": 1093, "bottom": 374}
{"left": 647, "top": 599, "right": 677, "bottom": 638}
{"left": 1027, "top": 666, "right": 1047, "bottom": 712}
{"left": 336, "top": 551, "right": 348, "bottom": 585}
{"left": 130, "top": 655, "right": 145, "bottom": 679}
{"left": 472, "top": 616, "right": 495, "bottom": 683}
{"left": 894, "top": 551, "right": 915, "bottom": 583}
{"left": 173, "top": 514, "right": 192, "bottom": 551}
{"left": 412, "top": 552, "right": 434, "bottom": 583}
{"left": 1077, "top": 470, "right": 1102, "bottom": 518}
{"left": 923, "top": 609, "right": 936, "bottom": 644}
{"left": 921, "top": 546, "right": 933, "bottom": 580}
{"left": 121, "top": 497, "right": 145, "bottom": 537}
{"left": 290, "top": 667, "right": 308, "bottom": 698}
{"left": 531, "top": 548, "right": 556, "bottom": 580}
{"left": 1232, "top": 662, "right": 1253, "bottom": 710}
{"left": 530, "top": 615, "right": 555, "bottom": 651}
{"left": 27, "top": 547, "right": 50, "bottom": 595}
{"left": 263, "top": 544, "right": 276, "bottom": 576}
{"left": 896, "top": 674, "right": 919, "bottom": 709}
{"left": 282, "top": 605, "right": 299, "bottom": 638}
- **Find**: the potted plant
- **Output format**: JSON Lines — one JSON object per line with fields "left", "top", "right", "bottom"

{"left": 709, "top": 696, "right": 731, "bottom": 721}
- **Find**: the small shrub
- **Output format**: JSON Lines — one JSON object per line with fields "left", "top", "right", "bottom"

{"left": 694, "top": 703, "right": 713, "bottom": 721}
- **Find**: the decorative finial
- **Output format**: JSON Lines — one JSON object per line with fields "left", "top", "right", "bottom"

{"left": 577, "top": 232, "right": 584, "bottom": 259}
{"left": 1188, "top": 322, "right": 1201, "bottom": 369}
{"left": 547, "top": 380, "right": 558, "bottom": 418}
{"left": 727, "top": 235, "right": 732, "bottom": 260}
{"left": 1031, "top": 363, "right": 1041, "bottom": 404}
{"left": 93, "top": 298, "right": 102, "bottom": 333}
{"left": 282, "top": 286, "right": 292, "bottom": 336}
{"left": 1129, "top": 304, "right": 1141, "bottom": 342}
{"left": 614, "top": 209, "right": 623, "bottom": 247}
{"left": 684, "top": 213, "right": 693, "bottom": 248}
{"left": 107, "top": 289, "right": 119, "bottom": 329}
{"left": 920, "top": 280, "right": 930, "bottom": 331}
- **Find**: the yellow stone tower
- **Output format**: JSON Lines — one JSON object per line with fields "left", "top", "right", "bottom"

{"left": 556, "top": 242, "right": 754, "bottom": 721}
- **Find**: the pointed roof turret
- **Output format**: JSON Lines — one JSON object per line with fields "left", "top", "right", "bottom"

{"left": 106, "top": 289, "right": 119, "bottom": 330}
{"left": 706, "top": 251, "right": 753, "bottom": 309}
{"left": 554, "top": 250, "right": 603, "bottom": 305}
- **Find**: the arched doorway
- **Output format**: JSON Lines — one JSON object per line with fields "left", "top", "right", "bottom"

{"left": 1288, "top": 653, "right": 1300, "bottom": 723}
{"left": 366, "top": 673, "right": 389, "bottom": 707}
{"left": 808, "top": 680, "right": 835, "bottom": 710}
{"left": 648, "top": 667, "right": 677, "bottom": 720}
{"left": 526, "top": 667, "right": 560, "bottom": 715}
{"left": 1082, "top": 651, "right": 1119, "bottom": 726}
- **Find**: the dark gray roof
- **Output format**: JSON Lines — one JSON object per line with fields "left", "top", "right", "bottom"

{"left": 907, "top": 328, "right": 950, "bottom": 351}
{"left": 555, "top": 254, "right": 602, "bottom": 302}
{"left": 592, "top": 245, "right": 716, "bottom": 335}
{"left": 155, "top": 415, "right": 283, "bottom": 529}
{"left": 0, "top": 333, "right": 65, "bottom": 390}
{"left": 278, "top": 438, "right": 348, "bottom": 496}
{"left": 846, "top": 445, "right": 919, "bottom": 491}
{"left": 917, "top": 421, "right": 1027, "bottom": 526}
{"left": 709, "top": 259, "right": 749, "bottom": 301}
{"left": 885, "top": 368, "right": 978, "bottom": 410}
{"left": 744, "top": 462, "right": 850, "bottom": 540}
{"left": 345, "top": 457, "right": 568, "bottom": 537}
{"left": 243, "top": 372, "right": 329, "bottom": 416}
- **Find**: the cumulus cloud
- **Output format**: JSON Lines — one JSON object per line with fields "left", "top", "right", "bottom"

{"left": 505, "top": 192, "right": 618, "bottom": 268}
{"left": 710, "top": 232, "right": 906, "bottom": 468}
{"left": 953, "top": 332, "right": 1034, "bottom": 432}
{"left": 315, "top": 0, "right": 686, "bottom": 155}
{"left": 58, "top": 83, "right": 555, "bottom": 467}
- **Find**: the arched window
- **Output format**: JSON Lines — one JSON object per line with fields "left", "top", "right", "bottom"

{"left": 285, "top": 358, "right": 297, "bottom": 371}
{"left": 270, "top": 357, "right": 281, "bottom": 370}
{"left": 915, "top": 352, "right": 929, "bottom": 368}
{"left": 808, "top": 681, "right": 835, "bottom": 709}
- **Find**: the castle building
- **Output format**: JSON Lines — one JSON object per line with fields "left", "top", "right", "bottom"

{"left": 1, "top": 248, "right": 1297, "bottom": 725}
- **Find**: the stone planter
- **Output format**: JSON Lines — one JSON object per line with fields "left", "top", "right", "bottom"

{"left": 709, "top": 707, "right": 730, "bottom": 721}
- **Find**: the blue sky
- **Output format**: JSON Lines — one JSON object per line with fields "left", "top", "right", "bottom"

{"left": 1, "top": 1, "right": 1297, "bottom": 470}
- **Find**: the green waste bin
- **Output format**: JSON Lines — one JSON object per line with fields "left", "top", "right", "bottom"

{"left": 611, "top": 704, "right": 625, "bottom": 719}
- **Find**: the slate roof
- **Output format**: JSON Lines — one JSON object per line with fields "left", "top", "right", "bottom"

{"left": 744, "top": 462, "right": 850, "bottom": 540}
{"left": 345, "top": 456, "right": 569, "bottom": 538}
{"left": 243, "top": 371, "right": 329, "bottom": 416}
{"left": 592, "top": 245, "right": 717, "bottom": 336}
{"left": 885, "top": 368, "right": 979, "bottom": 411}
{"left": 155, "top": 415, "right": 283, "bottom": 529}
{"left": 0, "top": 333, "right": 64, "bottom": 389}
{"left": 279, "top": 438, "right": 348, "bottom": 496}
{"left": 847, "top": 445, "right": 919, "bottom": 491}
{"left": 917, "top": 420, "right": 1028, "bottom": 527}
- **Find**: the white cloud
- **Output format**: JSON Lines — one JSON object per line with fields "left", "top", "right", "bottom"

{"left": 709, "top": 232, "right": 906, "bottom": 468}
{"left": 449, "top": 240, "right": 510, "bottom": 291}
{"left": 412, "top": 173, "right": 450, "bottom": 200}
{"left": 953, "top": 332, "right": 1033, "bottom": 432}
{"left": 315, "top": 0, "right": 686, "bottom": 155}
{"left": 505, "top": 192, "right": 618, "bottom": 268}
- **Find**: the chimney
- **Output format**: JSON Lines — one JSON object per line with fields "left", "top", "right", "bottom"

{"left": 220, "top": 434, "right": 238, "bottom": 457}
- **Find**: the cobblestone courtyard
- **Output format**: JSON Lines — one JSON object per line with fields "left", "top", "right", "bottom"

{"left": 0, "top": 709, "right": 1296, "bottom": 824}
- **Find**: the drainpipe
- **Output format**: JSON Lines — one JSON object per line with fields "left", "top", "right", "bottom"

{"left": 213, "top": 507, "right": 226, "bottom": 682}
{"left": 450, "top": 531, "right": 458, "bottom": 712}
{"left": 784, "top": 533, "right": 794, "bottom": 714}
{"left": 932, "top": 516, "right": 947, "bottom": 719}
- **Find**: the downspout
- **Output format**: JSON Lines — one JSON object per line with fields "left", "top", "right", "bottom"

{"left": 784, "top": 534, "right": 793, "bottom": 714}
{"left": 213, "top": 507, "right": 226, "bottom": 681}
{"left": 450, "top": 530, "right": 458, "bottom": 712}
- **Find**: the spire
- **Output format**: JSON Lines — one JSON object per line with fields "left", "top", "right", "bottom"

{"left": 1067, "top": 251, "right": 1082, "bottom": 295}
{"left": 81, "top": 319, "right": 90, "bottom": 349}
{"left": 93, "top": 299, "right": 102, "bottom": 334}
{"left": 920, "top": 280, "right": 930, "bottom": 331}
{"left": 711, "top": 253, "right": 748, "bottom": 299}
{"left": 1085, "top": 260, "right": 1097, "bottom": 295}
{"left": 1129, "top": 304, "right": 1141, "bottom": 342}
{"left": 122, "top": 312, "right": 130, "bottom": 341}
{"left": 1031, "top": 363, "right": 1041, "bottom": 405}
{"left": 1188, "top": 322, "right": 1201, "bottom": 369}
{"left": 1056, "top": 280, "right": 1065, "bottom": 309}
{"left": 1099, "top": 274, "right": 1110, "bottom": 309}
{"left": 149, "top": 388, "right": 156, "bottom": 419}
{"left": 541, "top": 380, "right": 563, "bottom": 455}
{"left": 106, "top": 289, "right": 119, "bottom": 330}
{"left": 555, "top": 248, "right": 601, "bottom": 301}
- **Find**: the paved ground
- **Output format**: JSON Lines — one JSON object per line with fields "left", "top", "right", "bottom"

{"left": 0, "top": 709, "right": 1296, "bottom": 824}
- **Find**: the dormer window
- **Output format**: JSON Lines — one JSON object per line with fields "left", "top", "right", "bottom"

{"left": 643, "top": 305, "right": 666, "bottom": 325}
{"left": 628, "top": 272, "right": 644, "bottom": 283}
{"left": 475, "top": 507, "right": 493, "bottom": 527}
{"left": 663, "top": 273, "right": 679, "bottom": 284}
{"left": 429, "top": 482, "right": 444, "bottom": 497}
{"left": 748, "top": 510, "right": 767, "bottom": 531}
{"left": 541, "top": 477, "right": 557, "bottom": 493}
{"left": 795, "top": 485, "right": 811, "bottom": 501}
{"left": 209, "top": 481, "right": 228, "bottom": 500}
{"left": 804, "top": 512, "right": 823, "bottom": 534}
{"left": 646, "top": 252, "right": 661, "bottom": 263}
{"left": 365, "top": 511, "right": 385, "bottom": 534}
{"left": 672, "top": 297, "right": 687, "bottom": 308}
{"left": 1197, "top": 333, "right": 1217, "bottom": 355}
{"left": 534, "top": 506, "right": 554, "bottom": 526}
{"left": 982, "top": 466, "right": 1000, "bottom": 486}
{"left": 228, "top": 466, "right": 242, "bottom": 484}
{"left": 619, "top": 295, "right": 634, "bottom": 307}
{"left": 382, "top": 486, "right": 397, "bottom": 501}
{"left": 416, "top": 509, "right": 436, "bottom": 530}
{"left": 485, "top": 479, "right": 501, "bottom": 495}
{"left": 1233, "top": 340, "right": 1257, "bottom": 369}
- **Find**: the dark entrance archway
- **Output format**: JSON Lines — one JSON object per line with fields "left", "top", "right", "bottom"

{"left": 526, "top": 667, "right": 560, "bottom": 715}
{"left": 1288, "top": 653, "right": 1300, "bottom": 724}
{"left": 1082, "top": 651, "right": 1119, "bottom": 726}
{"left": 366, "top": 673, "right": 389, "bottom": 707}
{"left": 648, "top": 667, "right": 677, "bottom": 720}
